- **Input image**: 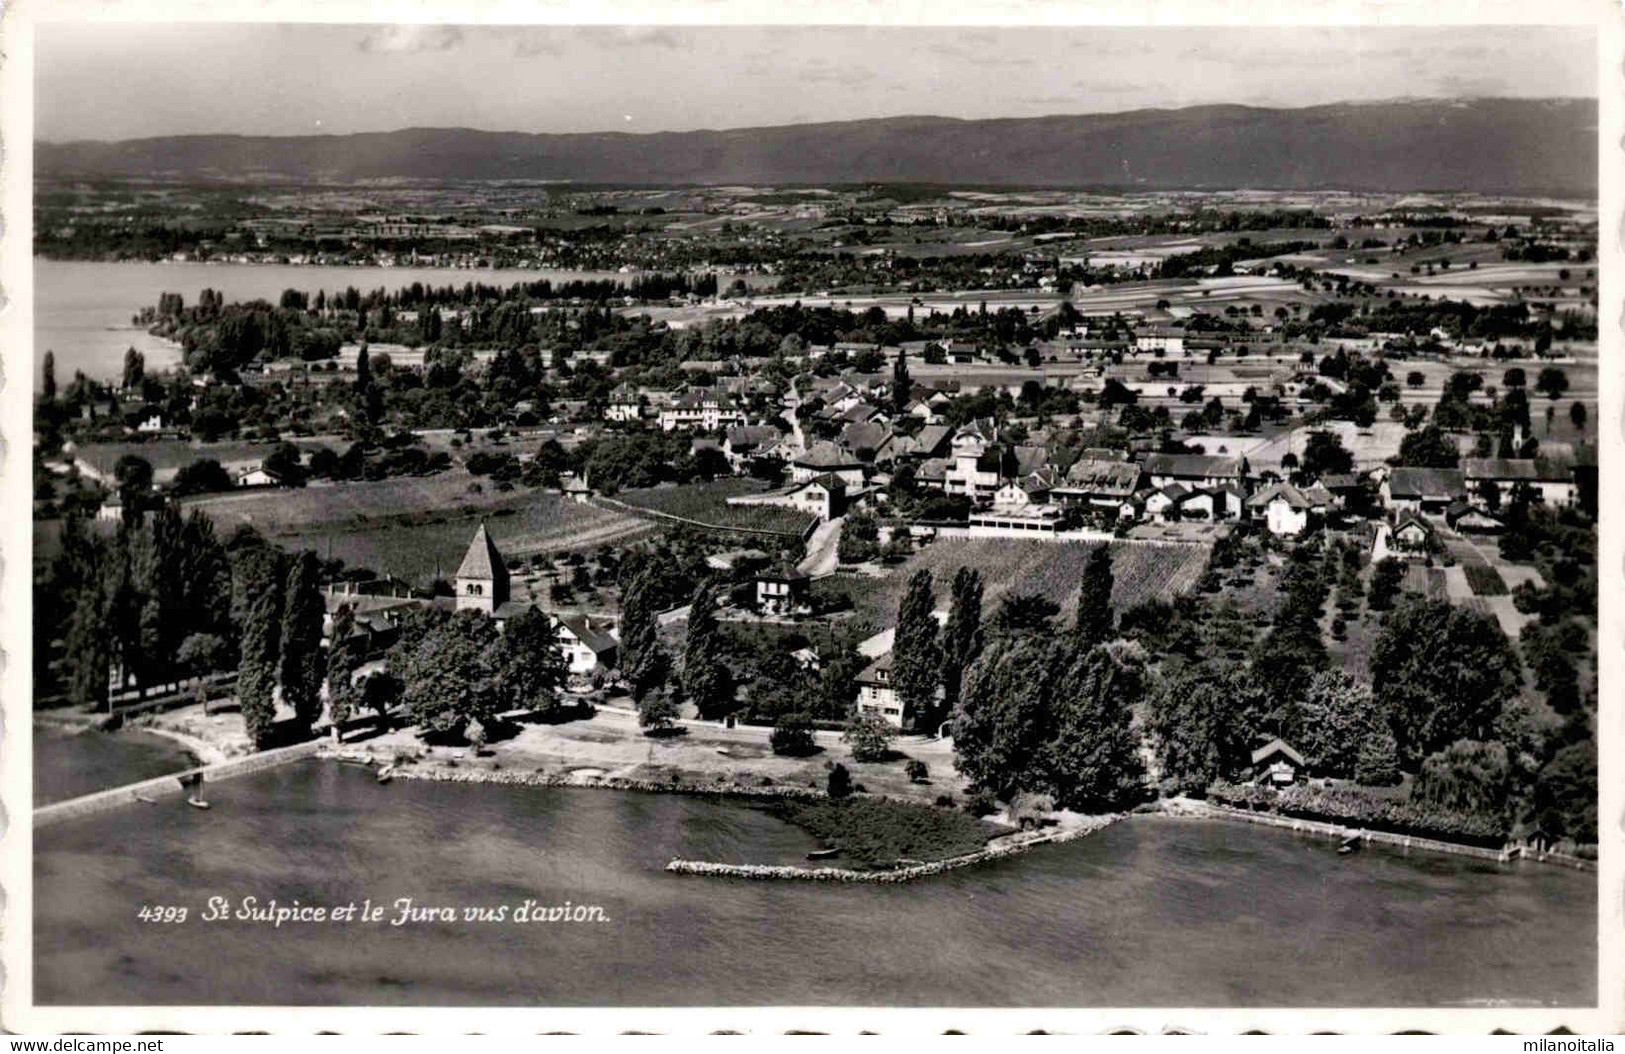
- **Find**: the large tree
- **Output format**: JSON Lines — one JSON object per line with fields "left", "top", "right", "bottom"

{"left": 279, "top": 550, "right": 327, "bottom": 732}
{"left": 1533, "top": 740, "right": 1597, "bottom": 844}
{"left": 891, "top": 343, "right": 912, "bottom": 416}
{"left": 1147, "top": 661, "right": 1266, "bottom": 794}
{"left": 1396, "top": 425, "right": 1461, "bottom": 468}
{"left": 394, "top": 610, "right": 505, "bottom": 741}
{"left": 113, "top": 455, "right": 155, "bottom": 529}
{"left": 235, "top": 546, "right": 286, "bottom": 749}
{"left": 1038, "top": 644, "right": 1146, "bottom": 810}
{"left": 325, "top": 604, "right": 360, "bottom": 728}
{"left": 940, "top": 567, "right": 984, "bottom": 721}
{"left": 1294, "top": 669, "right": 1387, "bottom": 779}
{"left": 1073, "top": 545, "right": 1115, "bottom": 651}
{"left": 891, "top": 569, "right": 939, "bottom": 729}
{"left": 619, "top": 566, "right": 669, "bottom": 703}
{"left": 956, "top": 635, "right": 1145, "bottom": 809}
{"left": 1371, "top": 597, "right": 1523, "bottom": 767}
{"left": 1300, "top": 430, "right": 1354, "bottom": 478}
{"left": 61, "top": 521, "right": 112, "bottom": 710}
{"left": 41, "top": 349, "right": 57, "bottom": 403}
{"left": 683, "top": 582, "right": 734, "bottom": 719}
{"left": 498, "top": 607, "right": 570, "bottom": 714}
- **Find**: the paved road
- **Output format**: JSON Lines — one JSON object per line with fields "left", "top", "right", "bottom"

{"left": 797, "top": 516, "right": 844, "bottom": 577}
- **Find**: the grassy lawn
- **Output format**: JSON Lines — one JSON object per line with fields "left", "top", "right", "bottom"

{"left": 767, "top": 797, "right": 1014, "bottom": 867}
{"left": 182, "top": 473, "right": 644, "bottom": 581}
{"left": 74, "top": 437, "right": 337, "bottom": 475}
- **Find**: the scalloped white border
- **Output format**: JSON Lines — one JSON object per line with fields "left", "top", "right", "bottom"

{"left": 0, "top": 0, "right": 1618, "bottom": 1035}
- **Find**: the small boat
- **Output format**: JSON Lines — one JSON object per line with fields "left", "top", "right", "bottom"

{"left": 133, "top": 793, "right": 157, "bottom": 804}
{"left": 376, "top": 765, "right": 396, "bottom": 784}
{"left": 180, "top": 772, "right": 208, "bottom": 809}
{"left": 715, "top": 748, "right": 734, "bottom": 758}
{"left": 807, "top": 848, "right": 840, "bottom": 860}
{"left": 1338, "top": 835, "right": 1361, "bottom": 855}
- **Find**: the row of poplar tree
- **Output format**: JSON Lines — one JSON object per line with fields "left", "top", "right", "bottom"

{"left": 40, "top": 505, "right": 331, "bottom": 748}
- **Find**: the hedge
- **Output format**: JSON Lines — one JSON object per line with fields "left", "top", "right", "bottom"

{"left": 1207, "top": 781, "right": 1509, "bottom": 847}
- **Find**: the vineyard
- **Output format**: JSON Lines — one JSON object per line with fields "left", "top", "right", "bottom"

{"left": 612, "top": 479, "right": 818, "bottom": 537}
{"left": 834, "top": 539, "right": 1211, "bottom": 631}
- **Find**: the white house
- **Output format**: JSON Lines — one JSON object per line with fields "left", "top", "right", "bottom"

{"left": 791, "top": 441, "right": 865, "bottom": 486}
{"left": 1247, "top": 482, "right": 1313, "bottom": 536}
{"left": 1461, "top": 458, "right": 1577, "bottom": 508}
{"left": 554, "top": 613, "right": 619, "bottom": 680}
{"left": 856, "top": 653, "right": 909, "bottom": 728}
{"left": 1135, "top": 327, "right": 1186, "bottom": 355}
{"left": 658, "top": 387, "right": 746, "bottom": 431}
{"left": 605, "top": 384, "right": 643, "bottom": 422}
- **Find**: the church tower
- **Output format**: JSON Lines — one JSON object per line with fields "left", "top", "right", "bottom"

{"left": 455, "top": 521, "right": 509, "bottom": 615}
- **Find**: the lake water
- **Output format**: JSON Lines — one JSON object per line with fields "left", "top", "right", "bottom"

{"left": 33, "top": 260, "right": 661, "bottom": 388}
{"left": 34, "top": 761, "right": 1595, "bottom": 1007}
{"left": 34, "top": 724, "right": 198, "bottom": 807}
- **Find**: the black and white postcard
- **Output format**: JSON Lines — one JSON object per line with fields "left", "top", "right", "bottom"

{"left": 2, "top": 0, "right": 1618, "bottom": 1035}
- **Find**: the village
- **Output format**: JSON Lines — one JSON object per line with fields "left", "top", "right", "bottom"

{"left": 31, "top": 266, "right": 1600, "bottom": 874}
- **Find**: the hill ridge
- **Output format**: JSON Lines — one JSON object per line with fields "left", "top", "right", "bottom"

{"left": 37, "top": 98, "right": 1597, "bottom": 194}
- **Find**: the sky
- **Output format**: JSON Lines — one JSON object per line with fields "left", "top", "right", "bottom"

{"left": 35, "top": 22, "right": 1598, "bottom": 142}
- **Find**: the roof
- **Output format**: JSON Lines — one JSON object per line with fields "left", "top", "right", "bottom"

{"left": 795, "top": 440, "right": 861, "bottom": 468}
{"left": 1154, "top": 482, "right": 1190, "bottom": 501}
{"left": 912, "top": 424, "right": 953, "bottom": 456}
{"left": 1461, "top": 458, "right": 1574, "bottom": 483}
{"left": 1248, "top": 482, "right": 1312, "bottom": 510}
{"left": 555, "top": 613, "right": 618, "bottom": 656}
{"left": 1142, "top": 453, "right": 1242, "bottom": 479}
{"left": 1318, "top": 473, "right": 1364, "bottom": 490}
{"left": 916, "top": 457, "right": 950, "bottom": 481}
{"left": 1012, "top": 445, "right": 1050, "bottom": 478}
{"left": 1059, "top": 458, "right": 1142, "bottom": 494}
{"left": 758, "top": 565, "right": 809, "bottom": 582}
{"left": 793, "top": 472, "right": 848, "bottom": 494}
{"left": 1393, "top": 514, "right": 1433, "bottom": 536}
{"left": 856, "top": 652, "right": 895, "bottom": 684}
{"left": 840, "top": 402, "right": 883, "bottom": 424}
{"left": 840, "top": 421, "right": 892, "bottom": 455}
{"left": 455, "top": 523, "right": 507, "bottom": 581}
{"left": 1387, "top": 467, "right": 1467, "bottom": 500}
{"left": 1251, "top": 738, "right": 1306, "bottom": 766}
{"left": 1300, "top": 484, "right": 1334, "bottom": 507}
{"left": 726, "top": 425, "right": 781, "bottom": 450}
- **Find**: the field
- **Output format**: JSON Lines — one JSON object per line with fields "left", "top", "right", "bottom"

{"left": 831, "top": 539, "right": 1210, "bottom": 631}
{"left": 180, "top": 472, "right": 651, "bottom": 581}
{"left": 613, "top": 479, "right": 818, "bottom": 537}
{"left": 72, "top": 437, "right": 339, "bottom": 478}
{"left": 1463, "top": 564, "right": 1510, "bottom": 597}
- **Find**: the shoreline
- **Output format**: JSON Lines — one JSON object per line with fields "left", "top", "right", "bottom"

{"left": 33, "top": 711, "right": 226, "bottom": 767}
{"left": 132, "top": 722, "right": 230, "bottom": 767}
{"left": 1153, "top": 796, "right": 1598, "bottom": 873}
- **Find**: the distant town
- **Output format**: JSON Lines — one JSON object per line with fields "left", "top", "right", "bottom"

{"left": 35, "top": 176, "right": 1598, "bottom": 886}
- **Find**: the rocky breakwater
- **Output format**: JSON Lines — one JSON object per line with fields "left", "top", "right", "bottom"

{"left": 666, "top": 813, "right": 1125, "bottom": 884}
